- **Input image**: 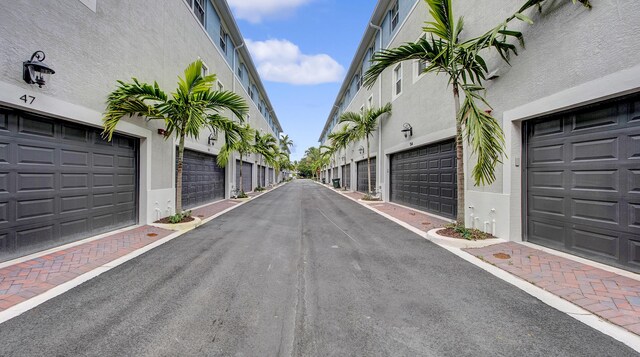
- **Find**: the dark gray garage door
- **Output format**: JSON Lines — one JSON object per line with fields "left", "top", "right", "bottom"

{"left": 258, "top": 165, "right": 266, "bottom": 187}
{"left": 235, "top": 160, "right": 252, "bottom": 193}
{"left": 525, "top": 94, "right": 640, "bottom": 271}
{"left": 0, "top": 107, "right": 138, "bottom": 262}
{"left": 179, "top": 149, "right": 225, "bottom": 209}
{"left": 390, "top": 139, "right": 457, "bottom": 219}
{"left": 269, "top": 167, "right": 274, "bottom": 185}
{"left": 357, "top": 158, "right": 376, "bottom": 194}
{"left": 342, "top": 164, "right": 351, "bottom": 189}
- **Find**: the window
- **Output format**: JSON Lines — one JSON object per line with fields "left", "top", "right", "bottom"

{"left": 237, "top": 64, "right": 244, "bottom": 80}
{"left": 248, "top": 83, "right": 255, "bottom": 100}
{"left": 393, "top": 64, "right": 402, "bottom": 97}
{"left": 217, "top": 81, "right": 224, "bottom": 92}
{"left": 368, "top": 95, "right": 373, "bottom": 109}
{"left": 415, "top": 35, "right": 428, "bottom": 81}
{"left": 355, "top": 72, "right": 362, "bottom": 89}
{"left": 258, "top": 100, "right": 263, "bottom": 113}
{"left": 191, "top": 0, "right": 205, "bottom": 25}
{"left": 220, "top": 26, "right": 227, "bottom": 54}
{"left": 390, "top": 1, "right": 399, "bottom": 32}
{"left": 201, "top": 61, "right": 209, "bottom": 77}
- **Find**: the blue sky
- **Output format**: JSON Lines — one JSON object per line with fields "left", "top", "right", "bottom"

{"left": 228, "top": 0, "right": 377, "bottom": 161}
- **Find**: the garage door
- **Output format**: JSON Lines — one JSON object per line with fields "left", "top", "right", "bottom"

{"left": 179, "top": 149, "right": 225, "bottom": 209}
{"left": 269, "top": 167, "right": 274, "bottom": 185}
{"left": 390, "top": 139, "right": 457, "bottom": 219}
{"left": 235, "top": 160, "right": 252, "bottom": 192}
{"left": 342, "top": 164, "right": 351, "bottom": 189}
{"left": 258, "top": 165, "right": 265, "bottom": 187}
{"left": 525, "top": 94, "right": 640, "bottom": 271}
{"left": 357, "top": 158, "right": 376, "bottom": 193}
{"left": 0, "top": 107, "right": 138, "bottom": 261}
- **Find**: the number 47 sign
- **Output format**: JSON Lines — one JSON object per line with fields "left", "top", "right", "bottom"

{"left": 19, "top": 94, "right": 36, "bottom": 104}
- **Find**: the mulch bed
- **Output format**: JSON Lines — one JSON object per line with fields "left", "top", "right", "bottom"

{"left": 437, "top": 227, "right": 494, "bottom": 241}
{"left": 154, "top": 216, "right": 195, "bottom": 224}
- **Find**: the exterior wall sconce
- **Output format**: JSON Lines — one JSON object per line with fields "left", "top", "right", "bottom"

{"left": 358, "top": 146, "right": 365, "bottom": 155}
{"left": 208, "top": 132, "right": 218, "bottom": 146}
{"left": 341, "top": 156, "right": 346, "bottom": 163}
{"left": 157, "top": 128, "right": 168, "bottom": 136}
{"left": 401, "top": 123, "right": 413, "bottom": 138}
{"left": 23, "top": 51, "right": 55, "bottom": 88}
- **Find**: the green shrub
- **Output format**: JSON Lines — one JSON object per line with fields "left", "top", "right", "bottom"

{"left": 168, "top": 210, "right": 192, "bottom": 224}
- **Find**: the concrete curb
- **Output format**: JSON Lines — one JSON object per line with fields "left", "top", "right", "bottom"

{"left": 150, "top": 217, "right": 202, "bottom": 231}
{"left": 0, "top": 183, "right": 291, "bottom": 325}
{"left": 318, "top": 183, "right": 640, "bottom": 352}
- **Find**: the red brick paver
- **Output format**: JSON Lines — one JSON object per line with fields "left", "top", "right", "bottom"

{"left": 0, "top": 226, "right": 172, "bottom": 312}
{"left": 339, "top": 190, "right": 449, "bottom": 232}
{"left": 192, "top": 199, "right": 239, "bottom": 220}
{"left": 465, "top": 242, "right": 640, "bottom": 335}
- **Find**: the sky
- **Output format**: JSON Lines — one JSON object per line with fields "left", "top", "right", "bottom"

{"left": 227, "top": 0, "right": 377, "bottom": 161}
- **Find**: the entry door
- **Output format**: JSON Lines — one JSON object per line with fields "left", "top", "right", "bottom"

{"left": 525, "top": 94, "right": 640, "bottom": 271}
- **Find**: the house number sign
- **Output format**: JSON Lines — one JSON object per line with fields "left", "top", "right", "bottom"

{"left": 19, "top": 94, "right": 36, "bottom": 104}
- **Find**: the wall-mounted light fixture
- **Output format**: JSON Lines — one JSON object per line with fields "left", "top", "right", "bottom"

{"left": 341, "top": 156, "right": 346, "bottom": 163}
{"left": 358, "top": 146, "right": 365, "bottom": 155}
{"left": 157, "top": 128, "right": 168, "bottom": 136}
{"left": 208, "top": 132, "right": 218, "bottom": 146}
{"left": 23, "top": 51, "right": 55, "bottom": 88}
{"left": 401, "top": 123, "right": 413, "bottom": 138}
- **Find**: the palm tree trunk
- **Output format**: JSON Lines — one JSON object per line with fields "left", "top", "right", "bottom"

{"left": 176, "top": 131, "right": 186, "bottom": 214}
{"left": 366, "top": 136, "right": 372, "bottom": 195}
{"left": 453, "top": 85, "right": 465, "bottom": 226}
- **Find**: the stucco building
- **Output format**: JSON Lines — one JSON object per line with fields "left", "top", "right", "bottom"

{"left": 0, "top": 0, "right": 283, "bottom": 261}
{"left": 319, "top": 0, "right": 640, "bottom": 271}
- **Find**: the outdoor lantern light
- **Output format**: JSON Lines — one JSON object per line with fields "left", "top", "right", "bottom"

{"left": 358, "top": 146, "right": 365, "bottom": 155}
{"left": 23, "top": 51, "right": 55, "bottom": 88}
{"left": 341, "top": 156, "right": 346, "bottom": 162}
{"left": 401, "top": 123, "right": 413, "bottom": 138}
{"left": 208, "top": 132, "right": 218, "bottom": 146}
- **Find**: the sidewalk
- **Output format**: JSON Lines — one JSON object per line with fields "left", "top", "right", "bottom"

{"left": 0, "top": 198, "right": 240, "bottom": 314}
{"left": 328, "top": 184, "right": 640, "bottom": 338}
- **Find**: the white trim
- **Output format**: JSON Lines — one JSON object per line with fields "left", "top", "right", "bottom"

{"left": 412, "top": 34, "right": 427, "bottom": 83}
{"left": 503, "top": 64, "right": 640, "bottom": 242}
{"left": 384, "top": 127, "right": 456, "bottom": 155}
{"left": 78, "top": 0, "right": 97, "bottom": 12}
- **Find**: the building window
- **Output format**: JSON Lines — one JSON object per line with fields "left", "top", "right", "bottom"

{"left": 220, "top": 26, "right": 228, "bottom": 54}
{"left": 217, "top": 81, "right": 224, "bottom": 92}
{"left": 191, "top": 0, "right": 205, "bottom": 25}
{"left": 393, "top": 64, "right": 402, "bottom": 97}
{"left": 390, "top": 1, "right": 399, "bottom": 32}
{"left": 248, "top": 83, "right": 255, "bottom": 100}
{"left": 356, "top": 72, "right": 362, "bottom": 89}
{"left": 200, "top": 61, "right": 209, "bottom": 78}
{"left": 237, "top": 64, "right": 244, "bottom": 80}
{"left": 368, "top": 95, "right": 373, "bottom": 109}
{"left": 415, "top": 35, "right": 428, "bottom": 81}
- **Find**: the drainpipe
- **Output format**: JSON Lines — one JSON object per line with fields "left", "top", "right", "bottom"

{"left": 369, "top": 22, "right": 384, "bottom": 199}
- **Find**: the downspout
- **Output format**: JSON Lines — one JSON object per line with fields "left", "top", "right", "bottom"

{"left": 369, "top": 22, "right": 384, "bottom": 199}
{"left": 231, "top": 42, "right": 245, "bottom": 197}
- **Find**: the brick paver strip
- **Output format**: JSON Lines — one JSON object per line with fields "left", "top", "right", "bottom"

{"left": 465, "top": 242, "right": 640, "bottom": 336}
{"left": 0, "top": 199, "right": 241, "bottom": 313}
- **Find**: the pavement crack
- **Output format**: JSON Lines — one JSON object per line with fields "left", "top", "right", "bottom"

{"left": 316, "top": 208, "right": 361, "bottom": 247}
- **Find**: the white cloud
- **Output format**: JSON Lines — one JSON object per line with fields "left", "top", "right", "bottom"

{"left": 246, "top": 39, "right": 345, "bottom": 85}
{"left": 227, "top": 0, "right": 311, "bottom": 23}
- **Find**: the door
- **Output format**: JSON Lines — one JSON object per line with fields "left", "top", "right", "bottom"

{"left": 525, "top": 94, "right": 640, "bottom": 271}
{"left": 269, "top": 167, "right": 274, "bottom": 185}
{"left": 0, "top": 107, "right": 138, "bottom": 261}
{"left": 235, "top": 160, "right": 253, "bottom": 192}
{"left": 357, "top": 158, "right": 376, "bottom": 193}
{"left": 179, "top": 149, "right": 225, "bottom": 209}
{"left": 343, "top": 164, "right": 351, "bottom": 189}
{"left": 390, "top": 139, "right": 457, "bottom": 219}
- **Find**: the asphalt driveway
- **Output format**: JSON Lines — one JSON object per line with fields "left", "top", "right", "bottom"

{"left": 0, "top": 180, "right": 635, "bottom": 356}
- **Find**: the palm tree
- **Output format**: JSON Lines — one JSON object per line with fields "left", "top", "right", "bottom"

{"left": 304, "top": 146, "right": 325, "bottom": 180}
{"left": 364, "top": 0, "right": 591, "bottom": 224}
{"left": 217, "top": 123, "right": 254, "bottom": 196}
{"left": 280, "top": 134, "right": 293, "bottom": 153}
{"left": 254, "top": 131, "right": 279, "bottom": 186}
{"left": 338, "top": 104, "right": 392, "bottom": 196}
{"left": 328, "top": 125, "right": 353, "bottom": 188}
{"left": 103, "top": 59, "right": 248, "bottom": 214}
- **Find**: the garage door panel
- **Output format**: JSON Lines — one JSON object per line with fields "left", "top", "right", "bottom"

{"left": 570, "top": 227, "right": 620, "bottom": 260}
{"left": 180, "top": 150, "right": 225, "bottom": 209}
{"left": 526, "top": 94, "right": 640, "bottom": 271}
{"left": 357, "top": 158, "right": 376, "bottom": 193}
{"left": 19, "top": 116, "right": 55, "bottom": 138}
